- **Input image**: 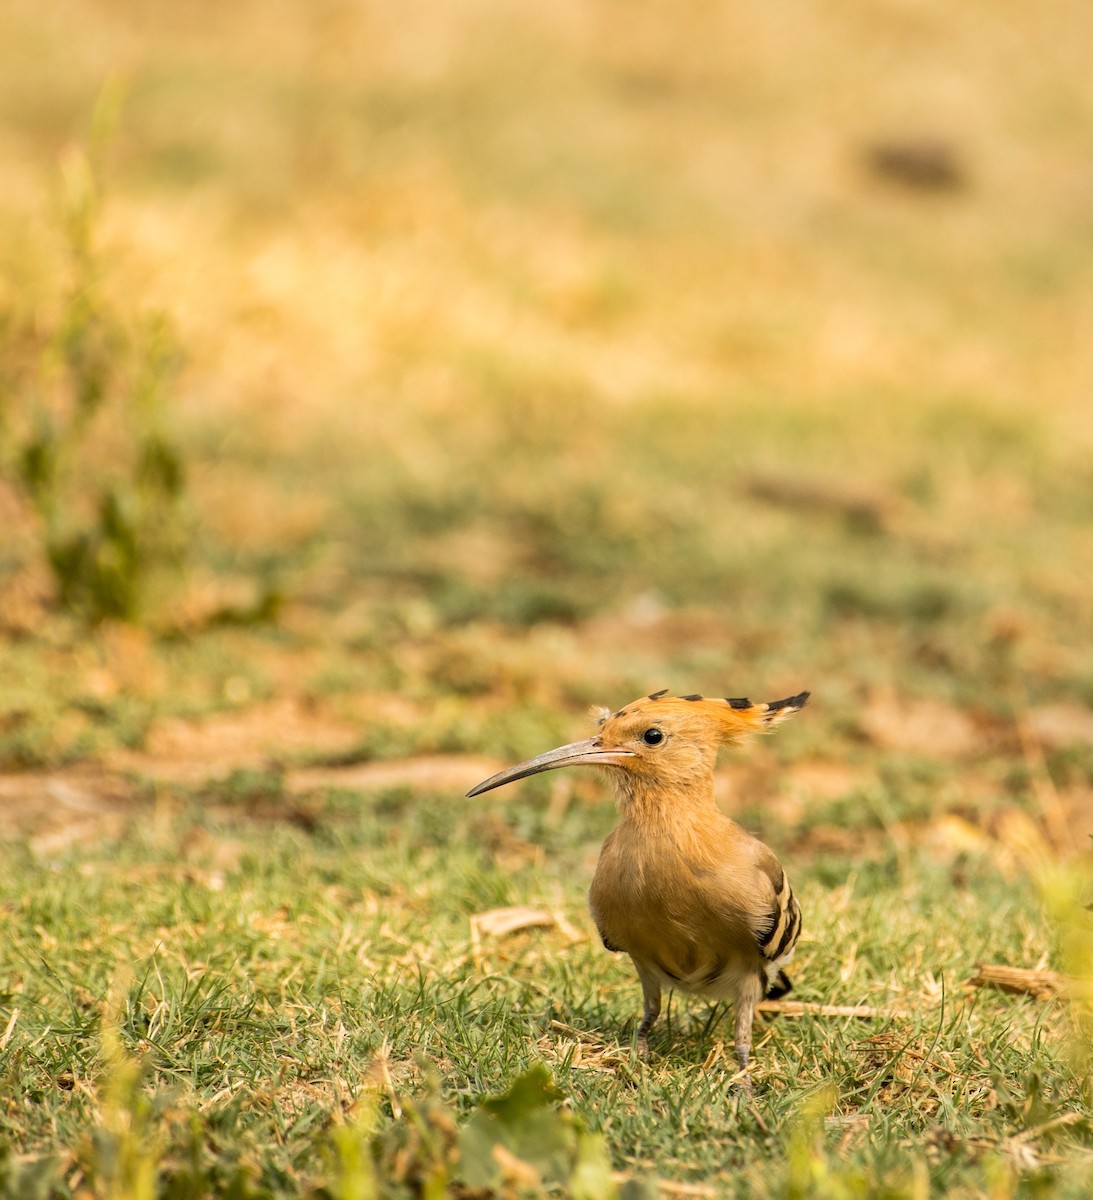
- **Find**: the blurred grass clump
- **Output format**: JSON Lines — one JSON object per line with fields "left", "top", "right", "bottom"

{"left": 0, "top": 84, "right": 187, "bottom": 624}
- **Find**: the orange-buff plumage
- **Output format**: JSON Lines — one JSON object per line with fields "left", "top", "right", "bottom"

{"left": 468, "top": 688, "right": 809, "bottom": 1087}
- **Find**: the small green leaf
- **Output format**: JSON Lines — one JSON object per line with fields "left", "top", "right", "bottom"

{"left": 460, "top": 1065, "right": 576, "bottom": 1190}
{"left": 477, "top": 1062, "right": 565, "bottom": 1125}
{"left": 571, "top": 1131, "right": 617, "bottom": 1200}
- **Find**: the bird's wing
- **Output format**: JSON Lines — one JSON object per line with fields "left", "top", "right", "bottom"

{"left": 589, "top": 828, "right": 625, "bottom": 952}
{"left": 750, "top": 846, "right": 802, "bottom": 964}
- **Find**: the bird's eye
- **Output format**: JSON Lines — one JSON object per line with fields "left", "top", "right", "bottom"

{"left": 642, "top": 728, "right": 664, "bottom": 746}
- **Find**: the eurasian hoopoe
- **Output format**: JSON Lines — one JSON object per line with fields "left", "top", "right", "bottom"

{"left": 467, "top": 689, "right": 809, "bottom": 1085}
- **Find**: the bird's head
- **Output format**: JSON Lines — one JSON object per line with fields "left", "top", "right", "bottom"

{"left": 466, "top": 689, "right": 809, "bottom": 800}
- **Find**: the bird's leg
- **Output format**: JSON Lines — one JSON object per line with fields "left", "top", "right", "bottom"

{"left": 637, "top": 993, "right": 661, "bottom": 1058}
{"left": 733, "top": 1000, "right": 753, "bottom": 1088}
{"left": 633, "top": 962, "right": 662, "bottom": 1058}
{"left": 732, "top": 977, "right": 763, "bottom": 1093}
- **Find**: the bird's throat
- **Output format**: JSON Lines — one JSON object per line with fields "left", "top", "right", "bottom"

{"left": 609, "top": 771, "right": 719, "bottom": 826}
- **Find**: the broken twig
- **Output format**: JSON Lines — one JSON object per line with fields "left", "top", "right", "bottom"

{"left": 758, "top": 999, "right": 904, "bottom": 1019}
{"left": 968, "top": 963, "right": 1068, "bottom": 1001}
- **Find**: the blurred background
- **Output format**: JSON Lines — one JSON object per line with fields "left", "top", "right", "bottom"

{"left": 1, "top": 0, "right": 1091, "bottom": 834}
{"left": 2, "top": 3, "right": 1092, "bottom": 1192}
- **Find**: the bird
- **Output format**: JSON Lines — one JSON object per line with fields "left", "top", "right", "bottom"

{"left": 466, "top": 688, "right": 809, "bottom": 1086}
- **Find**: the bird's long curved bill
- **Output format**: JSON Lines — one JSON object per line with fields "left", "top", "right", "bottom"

{"left": 466, "top": 738, "right": 634, "bottom": 797}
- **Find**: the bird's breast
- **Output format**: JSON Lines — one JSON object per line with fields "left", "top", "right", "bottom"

{"left": 588, "top": 822, "right": 759, "bottom": 994}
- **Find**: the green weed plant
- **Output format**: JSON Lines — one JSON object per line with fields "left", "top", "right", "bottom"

{"left": 0, "top": 85, "right": 187, "bottom": 623}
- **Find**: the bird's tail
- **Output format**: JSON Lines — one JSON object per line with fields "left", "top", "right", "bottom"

{"left": 765, "top": 969, "right": 793, "bottom": 1000}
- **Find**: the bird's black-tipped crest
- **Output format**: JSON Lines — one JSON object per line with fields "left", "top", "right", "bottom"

{"left": 601, "top": 688, "right": 809, "bottom": 731}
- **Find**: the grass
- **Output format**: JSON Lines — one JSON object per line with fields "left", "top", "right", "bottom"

{"left": 1, "top": 0, "right": 1092, "bottom": 1196}
{"left": 1, "top": 782, "right": 1089, "bottom": 1197}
